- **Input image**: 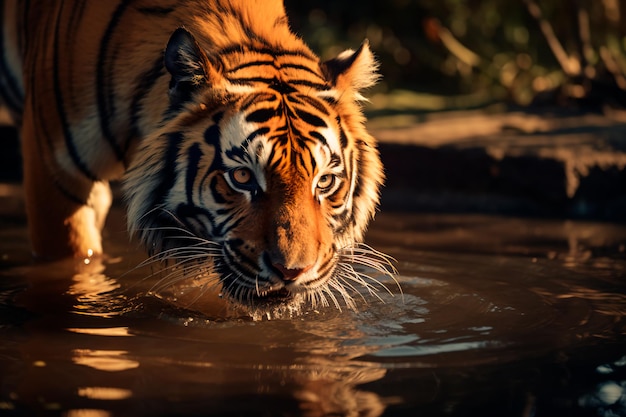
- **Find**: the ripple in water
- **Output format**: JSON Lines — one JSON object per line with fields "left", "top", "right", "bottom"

{"left": 1, "top": 210, "right": 625, "bottom": 416}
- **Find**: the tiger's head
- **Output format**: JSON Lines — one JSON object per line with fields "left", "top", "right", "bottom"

{"left": 124, "top": 26, "right": 390, "bottom": 311}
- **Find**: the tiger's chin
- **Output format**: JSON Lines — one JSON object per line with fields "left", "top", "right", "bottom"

{"left": 219, "top": 278, "right": 316, "bottom": 312}
{"left": 144, "top": 239, "right": 397, "bottom": 319}
{"left": 244, "top": 287, "right": 301, "bottom": 308}
{"left": 215, "top": 283, "right": 314, "bottom": 320}
{"left": 151, "top": 272, "right": 309, "bottom": 320}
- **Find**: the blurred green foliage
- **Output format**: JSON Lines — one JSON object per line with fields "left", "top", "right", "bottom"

{"left": 284, "top": 0, "right": 626, "bottom": 108}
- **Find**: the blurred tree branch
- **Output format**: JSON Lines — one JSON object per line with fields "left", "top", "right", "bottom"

{"left": 522, "top": 0, "right": 579, "bottom": 77}
{"left": 522, "top": 0, "right": 626, "bottom": 108}
{"left": 286, "top": 0, "right": 626, "bottom": 109}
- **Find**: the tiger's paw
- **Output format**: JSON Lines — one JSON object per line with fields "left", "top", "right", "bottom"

{"left": 65, "top": 204, "right": 104, "bottom": 260}
{"left": 29, "top": 182, "right": 112, "bottom": 261}
{"left": 66, "top": 181, "right": 112, "bottom": 259}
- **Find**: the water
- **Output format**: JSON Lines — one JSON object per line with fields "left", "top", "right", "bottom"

{"left": 1, "top": 196, "right": 625, "bottom": 416}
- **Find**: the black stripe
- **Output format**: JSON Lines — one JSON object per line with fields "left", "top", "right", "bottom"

{"left": 280, "top": 62, "right": 321, "bottom": 72}
{"left": 297, "top": 94, "right": 331, "bottom": 116}
{"left": 126, "top": 55, "right": 166, "bottom": 154}
{"left": 227, "top": 60, "right": 275, "bottom": 73}
{"left": 279, "top": 62, "right": 326, "bottom": 81}
{"left": 198, "top": 170, "right": 212, "bottom": 207}
{"left": 225, "top": 144, "right": 246, "bottom": 163}
{"left": 217, "top": 211, "right": 243, "bottom": 237}
{"left": 137, "top": 6, "right": 175, "bottom": 15}
{"left": 0, "top": 2, "right": 24, "bottom": 114}
{"left": 319, "top": 250, "right": 336, "bottom": 274}
{"left": 175, "top": 203, "right": 214, "bottom": 238}
{"left": 246, "top": 126, "right": 270, "bottom": 143}
{"left": 152, "top": 132, "right": 183, "bottom": 207}
{"left": 269, "top": 81, "right": 297, "bottom": 95}
{"left": 210, "top": 206, "right": 241, "bottom": 239}
{"left": 29, "top": 83, "right": 87, "bottom": 205}
{"left": 225, "top": 239, "right": 258, "bottom": 275}
{"left": 224, "top": 56, "right": 323, "bottom": 84}
{"left": 297, "top": 149, "right": 312, "bottom": 177}
{"left": 219, "top": 45, "right": 317, "bottom": 62}
{"left": 212, "top": 1, "right": 232, "bottom": 21}
{"left": 352, "top": 144, "right": 363, "bottom": 200}
{"left": 295, "top": 108, "right": 326, "bottom": 128}
{"left": 246, "top": 107, "right": 277, "bottom": 123}
{"left": 66, "top": 1, "right": 87, "bottom": 57}
{"left": 309, "top": 131, "right": 328, "bottom": 147}
{"left": 198, "top": 119, "right": 223, "bottom": 202}
{"left": 230, "top": 77, "right": 330, "bottom": 92}
{"left": 309, "top": 150, "right": 317, "bottom": 173}
{"left": 337, "top": 118, "right": 349, "bottom": 148}
{"left": 209, "top": 176, "right": 227, "bottom": 204}
{"left": 97, "top": 0, "right": 133, "bottom": 162}
{"left": 231, "top": 76, "right": 276, "bottom": 85}
{"left": 204, "top": 124, "right": 221, "bottom": 146}
{"left": 239, "top": 92, "right": 276, "bottom": 112}
{"left": 287, "top": 80, "right": 331, "bottom": 90}
{"left": 266, "top": 146, "right": 278, "bottom": 170}
{"left": 332, "top": 220, "right": 350, "bottom": 238}
{"left": 22, "top": 7, "right": 87, "bottom": 204}
{"left": 53, "top": 2, "right": 99, "bottom": 181}
{"left": 309, "top": 257, "right": 335, "bottom": 287}
{"left": 65, "top": 0, "right": 87, "bottom": 118}
{"left": 319, "top": 95, "right": 338, "bottom": 106}
{"left": 186, "top": 143, "right": 202, "bottom": 205}
{"left": 284, "top": 94, "right": 302, "bottom": 105}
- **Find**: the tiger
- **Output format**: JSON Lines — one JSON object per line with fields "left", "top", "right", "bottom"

{"left": 0, "top": 0, "right": 392, "bottom": 311}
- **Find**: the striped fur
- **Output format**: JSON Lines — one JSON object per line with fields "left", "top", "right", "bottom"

{"left": 1, "top": 0, "right": 389, "bottom": 310}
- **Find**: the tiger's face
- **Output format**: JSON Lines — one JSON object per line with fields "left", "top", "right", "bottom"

{"left": 124, "top": 28, "right": 388, "bottom": 311}
{"left": 201, "top": 89, "right": 355, "bottom": 304}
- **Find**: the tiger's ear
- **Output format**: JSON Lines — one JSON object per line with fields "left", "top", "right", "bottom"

{"left": 164, "top": 28, "right": 222, "bottom": 108}
{"left": 321, "top": 40, "right": 380, "bottom": 101}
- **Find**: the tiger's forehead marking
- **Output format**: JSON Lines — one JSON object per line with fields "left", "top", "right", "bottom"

{"left": 220, "top": 111, "right": 258, "bottom": 168}
{"left": 218, "top": 88, "right": 343, "bottom": 179}
{"left": 221, "top": 47, "right": 327, "bottom": 91}
{"left": 212, "top": 42, "right": 345, "bottom": 162}
{"left": 314, "top": 126, "right": 341, "bottom": 155}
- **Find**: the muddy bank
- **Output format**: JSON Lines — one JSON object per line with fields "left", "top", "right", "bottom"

{"left": 372, "top": 108, "right": 626, "bottom": 220}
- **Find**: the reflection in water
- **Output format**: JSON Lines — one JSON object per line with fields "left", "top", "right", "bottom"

{"left": 579, "top": 356, "right": 626, "bottom": 417}
{"left": 295, "top": 379, "right": 387, "bottom": 417}
{"left": 65, "top": 410, "right": 113, "bottom": 417}
{"left": 72, "top": 349, "right": 140, "bottom": 372}
{"left": 141, "top": 292, "right": 395, "bottom": 416}
{"left": 1, "top": 255, "right": 391, "bottom": 415}
{"left": 67, "top": 327, "right": 132, "bottom": 337}
{"left": 66, "top": 256, "right": 129, "bottom": 319}
{"left": 77, "top": 387, "right": 133, "bottom": 400}
{"left": 0, "top": 209, "right": 625, "bottom": 416}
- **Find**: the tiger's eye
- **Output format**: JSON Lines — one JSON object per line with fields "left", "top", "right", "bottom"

{"left": 232, "top": 168, "right": 253, "bottom": 185}
{"left": 317, "top": 174, "right": 335, "bottom": 190}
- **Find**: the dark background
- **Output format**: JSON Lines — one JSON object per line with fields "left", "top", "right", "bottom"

{"left": 3, "top": 0, "right": 626, "bottom": 188}
{"left": 284, "top": 0, "right": 626, "bottom": 108}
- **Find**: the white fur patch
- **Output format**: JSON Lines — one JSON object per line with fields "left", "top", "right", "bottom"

{"left": 221, "top": 112, "right": 253, "bottom": 160}
{"left": 220, "top": 112, "right": 270, "bottom": 192}
{"left": 318, "top": 126, "right": 342, "bottom": 155}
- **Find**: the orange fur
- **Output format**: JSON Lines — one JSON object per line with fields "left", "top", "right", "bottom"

{"left": 0, "top": 0, "right": 384, "bottom": 309}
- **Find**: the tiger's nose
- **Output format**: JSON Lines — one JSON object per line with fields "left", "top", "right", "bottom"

{"left": 273, "top": 263, "right": 313, "bottom": 282}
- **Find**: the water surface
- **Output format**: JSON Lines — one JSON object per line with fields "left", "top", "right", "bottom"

{"left": 0, "top": 200, "right": 625, "bottom": 416}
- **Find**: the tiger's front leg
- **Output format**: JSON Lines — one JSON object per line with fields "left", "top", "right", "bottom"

{"left": 21, "top": 118, "right": 112, "bottom": 260}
